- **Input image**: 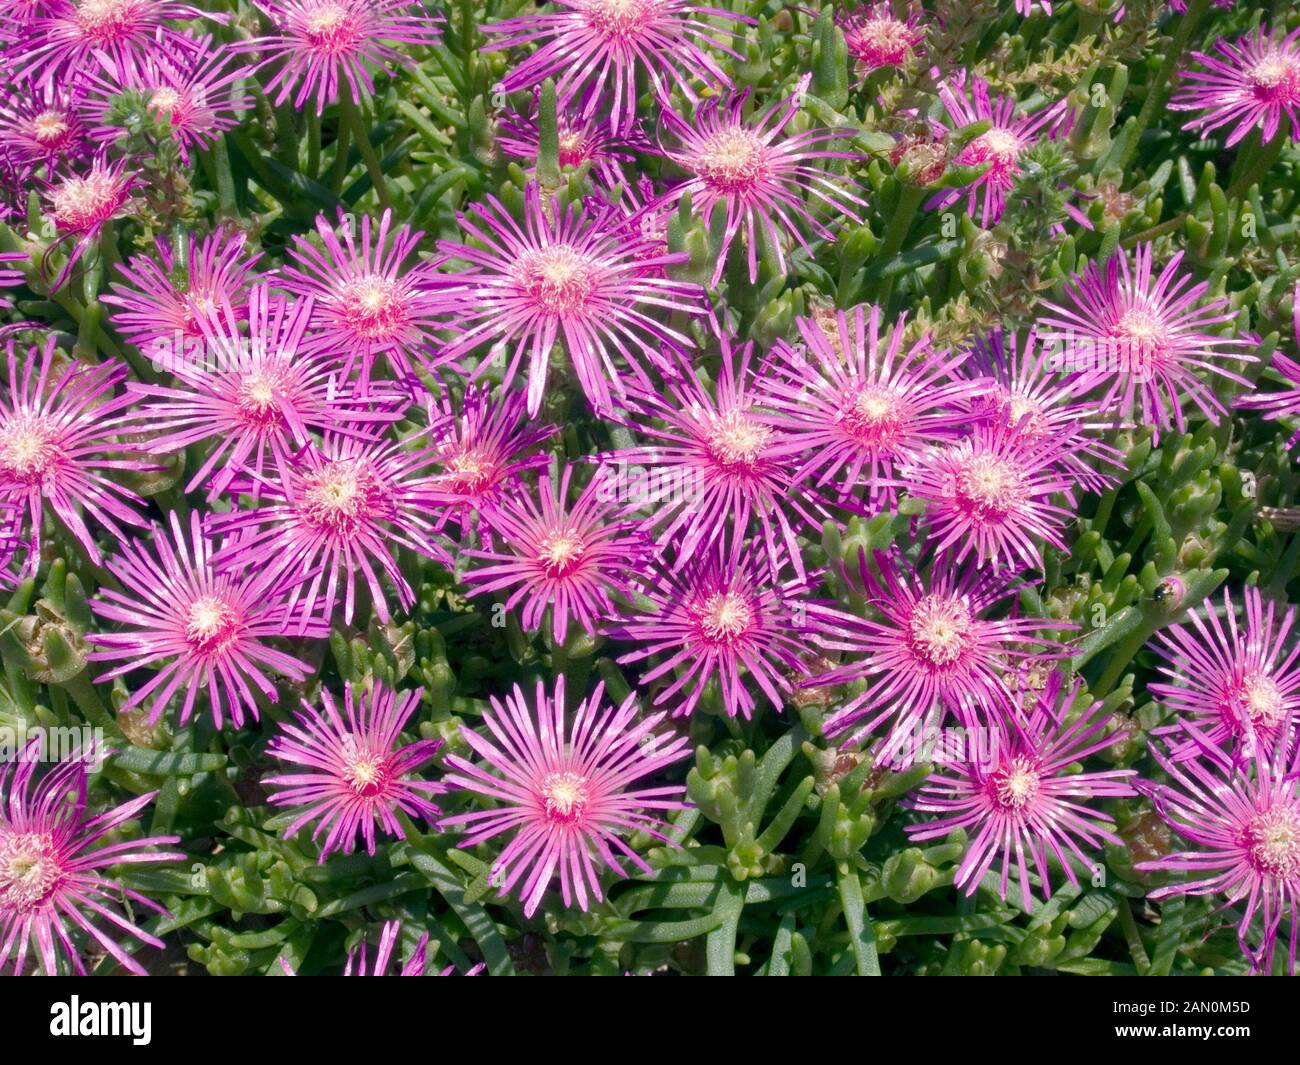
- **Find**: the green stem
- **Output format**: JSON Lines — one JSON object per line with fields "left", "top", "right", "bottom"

{"left": 331, "top": 120, "right": 353, "bottom": 197}
{"left": 874, "top": 183, "right": 926, "bottom": 308}
{"left": 339, "top": 85, "right": 392, "bottom": 212}
{"left": 1225, "top": 130, "right": 1286, "bottom": 203}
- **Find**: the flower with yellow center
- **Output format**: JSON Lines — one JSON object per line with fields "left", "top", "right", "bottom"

{"left": 693, "top": 126, "right": 769, "bottom": 193}
{"left": 540, "top": 770, "right": 589, "bottom": 824}
{"left": 907, "top": 593, "right": 975, "bottom": 668}
{"left": 1245, "top": 805, "right": 1300, "bottom": 879}
{"left": 990, "top": 755, "right": 1042, "bottom": 811}
{"left": 704, "top": 409, "right": 771, "bottom": 472}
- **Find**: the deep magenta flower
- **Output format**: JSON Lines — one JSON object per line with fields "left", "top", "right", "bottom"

{"left": 265, "top": 681, "right": 444, "bottom": 862}
{"left": 210, "top": 430, "right": 453, "bottom": 629}
{"left": 0, "top": 337, "right": 151, "bottom": 572}
{"left": 241, "top": 0, "right": 441, "bottom": 113}
{"left": 1149, "top": 586, "right": 1300, "bottom": 764}
{"left": 1170, "top": 24, "right": 1300, "bottom": 147}
{"left": 839, "top": 3, "right": 924, "bottom": 75}
{"left": 1236, "top": 282, "right": 1300, "bottom": 449}
{"left": 11, "top": 0, "right": 206, "bottom": 87}
{"left": 497, "top": 93, "right": 649, "bottom": 189}
{"left": 482, "top": 0, "right": 751, "bottom": 135}
{"left": 815, "top": 549, "right": 1073, "bottom": 762}
{"left": 103, "top": 228, "right": 262, "bottom": 361}
{"left": 0, "top": 740, "right": 183, "bottom": 976}
{"left": 1038, "top": 243, "right": 1254, "bottom": 444}
{"left": 959, "top": 327, "right": 1124, "bottom": 497}
{"left": 0, "top": 253, "right": 24, "bottom": 310}
{"left": 927, "top": 75, "right": 1074, "bottom": 227}
{"left": 0, "top": 81, "right": 91, "bottom": 173}
{"left": 282, "top": 208, "right": 445, "bottom": 384}
{"left": 464, "top": 465, "right": 649, "bottom": 644}
{"left": 1137, "top": 723, "right": 1300, "bottom": 975}
{"left": 123, "top": 285, "right": 395, "bottom": 501}
{"left": 43, "top": 155, "right": 141, "bottom": 289}
{"left": 428, "top": 183, "right": 702, "bottom": 416}
{"left": 757, "top": 305, "right": 976, "bottom": 512}
{"left": 610, "top": 338, "right": 830, "bottom": 578}
{"left": 612, "top": 541, "right": 853, "bottom": 719}
{"left": 901, "top": 424, "right": 1073, "bottom": 573}
{"left": 441, "top": 675, "right": 690, "bottom": 917}
{"left": 279, "top": 919, "right": 484, "bottom": 975}
{"left": 906, "top": 673, "right": 1137, "bottom": 910}
{"left": 657, "top": 82, "right": 865, "bottom": 284}
{"left": 86, "top": 512, "right": 328, "bottom": 730}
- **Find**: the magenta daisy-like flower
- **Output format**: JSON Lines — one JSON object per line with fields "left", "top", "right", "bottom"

{"left": 0, "top": 253, "right": 24, "bottom": 310}
{"left": 210, "top": 430, "right": 452, "bottom": 629}
{"left": 483, "top": 0, "right": 751, "bottom": 135}
{"left": 0, "top": 337, "right": 150, "bottom": 572}
{"left": 86, "top": 512, "right": 328, "bottom": 730}
{"left": 441, "top": 675, "right": 690, "bottom": 917}
{"left": 0, "top": 740, "right": 183, "bottom": 976}
{"left": 241, "top": 0, "right": 441, "bottom": 113}
{"left": 959, "top": 327, "right": 1124, "bottom": 497}
{"left": 265, "top": 681, "right": 444, "bottom": 862}
{"left": 124, "top": 285, "right": 394, "bottom": 501}
{"left": 1149, "top": 586, "right": 1300, "bottom": 764}
{"left": 1236, "top": 282, "right": 1300, "bottom": 449}
{"left": 43, "top": 155, "right": 140, "bottom": 289}
{"left": 0, "top": 80, "right": 91, "bottom": 173}
{"left": 497, "top": 93, "right": 649, "bottom": 189}
{"left": 464, "top": 465, "right": 649, "bottom": 644}
{"left": 83, "top": 36, "right": 253, "bottom": 165}
{"left": 426, "top": 383, "right": 557, "bottom": 539}
{"left": 839, "top": 3, "right": 925, "bottom": 75}
{"left": 428, "top": 182, "right": 702, "bottom": 416}
{"left": 102, "top": 228, "right": 262, "bottom": 361}
{"left": 612, "top": 541, "right": 853, "bottom": 719}
{"left": 927, "top": 75, "right": 1073, "bottom": 227}
{"left": 12, "top": 0, "right": 205, "bottom": 86}
{"left": 282, "top": 208, "right": 445, "bottom": 384}
{"left": 278, "top": 919, "right": 485, "bottom": 975}
{"left": 610, "top": 338, "right": 833, "bottom": 578}
{"left": 1170, "top": 24, "right": 1300, "bottom": 147}
{"left": 816, "top": 549, "right": 1073, "bottom": 761}
{"left": 658, "top": 82, "right": 865, "bottom": 284}
{"left": 757, "top": 304, "right": 976, "bottom": 512}
{"left": 901, "top": 424, "right": 1073, "bottom": 573}
{"left": 1038, "top": 243, "right": 1254, "bottom": 444}
{"left": 906, "top": 672, "right": 1137, "bottom": 910}
{"left": 1137, "top": 723, "right": 1300, "bottom": 975}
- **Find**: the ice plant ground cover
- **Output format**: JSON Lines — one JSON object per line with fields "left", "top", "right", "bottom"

{"left": 1, "top": 0, "right": 1300, "bottom": 981}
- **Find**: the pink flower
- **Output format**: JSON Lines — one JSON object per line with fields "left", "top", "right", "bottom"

{"left": 265, "top": 681, "right": 444, "bottom": 861}
{"left": 464, "top": 465, "right": 649, "bottom": 644}
{"left": 906, "top": 672, "right": 1136, "bottom": 910}
{"left": 441, "top": 675, "right": 690, "bottom": 917}
{"left": 757, "top": 304, "right": 976, "bottom": 513}
{"left": 282, "top": 208, "right": 446, "bottom": 385}
{"left": 482, "top": 0, "right": 752, "bottom": 135}
{"left": 839, "top": 3, "right": 925, "bottom": 75}
{"left": 657, "top": 82, "right": 865, "bottom": 284}
{"left": 497, "top": 92, "right": 650, "bottom": 189}
{"left": 1236, "top": 281, "right": 1300, "bottom": 449}
{"left": 43, "top": 155, "right": 140, "bottom": 289}
{"left": 1038, "top": 243, "right": 1254, "bottom": 444}
{"left": 1137, "top": 723, "right": 1300, "bottom": 975}
{"left": 1149, "top": 586, "right": 1300, "bottom": 765}
{"left": 0, "top": 80, "right": 91, "bottom": 173}
{"left": 86, "top": 511, "right": 328, "bottom": 730}
{"left": 1170, "top": 24, "right": 1300, "bottom": 147}
{"left": 210, "top": 429, "right": 452, "bottom": 629}
{"left": 0, "top": 337, "right": 151, "bottom": 572}
{"left": 816, "top": 549, "right": 1073, "bottom": 763}
{"left": 428, "top": 183, "right": 703, "bottom": 416}
{"left": 241, "top": 0, "right": 441, "bottom": 113}
{"left": 279, "top": 919, "right": 484, "bottom": 975}
{"left": 0, "top": 740, "right": 183, "bottom": 975}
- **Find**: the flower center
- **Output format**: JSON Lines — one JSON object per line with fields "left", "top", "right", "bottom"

{"left": 300, "top": 459, "right": 389, "bottom": 537}
{"left": 557, "top": 128, "right": 590, "bottom": 167}
{"left": 184, "top": 594, "right": 243, "bottom": 655}
{"left": 537, "top": 530, "right": 585, "bottom": 578}
{"left": 540, "top": 770, "right": 589, "bottom": 825}
{"left": 148, "top": 86, "right": 190, "bottom": 124}
{"left": 335, "top": 274, "right": 409, "bottom": 341}
{"left": 952, "top": 452, "right": 1025, "bottom": 522}
{"left": 301, "top": 0, "right": 364, "bottom": 53}
{"left": 234, "top": 367, "right": 290, "bottom": 430}
{"left": 1244, "top": 805, "right": 1300, "bottom": 879}
{"left": 442, "top": 447, "right": 499, "bottom": 496}
{"left": 689, "top": 589, "right": 755, "bottom": 645}
{"left": 958, "top": 128, "right": 1023, "bottom": 179}
{"left": 907, "top": 593, "right": 976, "bottom": 668}
{"left": 49, "top": 170, "right": 123, "bottom": 232}
{"left": 704, "top": 409, "right": 771, "bottom": 473}
{"left": 1107, "top": 306, "right": 1169, "bottom": 369}
{"left": 516, "top": 244, "right": 597, "bottom": 316}
{"left": 1247, "top": 52, "right": 1300, "bottom": 105}
{"left": 582, "top": 0, "right": 658, "bottom": 41}
{"left": 845, "top": 16, "right": 915, "bottom": 67}
{"left": 694, "top": 127, "right": 769, "bottom": 194}
{"left": 989, "top": 755, "right": 1041, "bottom": 811}
{"left": 838, "top": 383, "right": 909, "bottom": 449}
{"left": 342, "top": 748, "right": 390, "bottom": 798}
{"left": 0, "top": 831, "right": 63, "bottom": 914}
{"left": 32, "top": 109, "right": 71, "bottom": 145}
{"left": 74, "top": 0, "right": 138, "bottom": 40}
{"left": 0, "top": 414, "right": 62, "bottom": 484}
{"left": 1226, "top": 671, "right": 1286, "bottom": 731}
